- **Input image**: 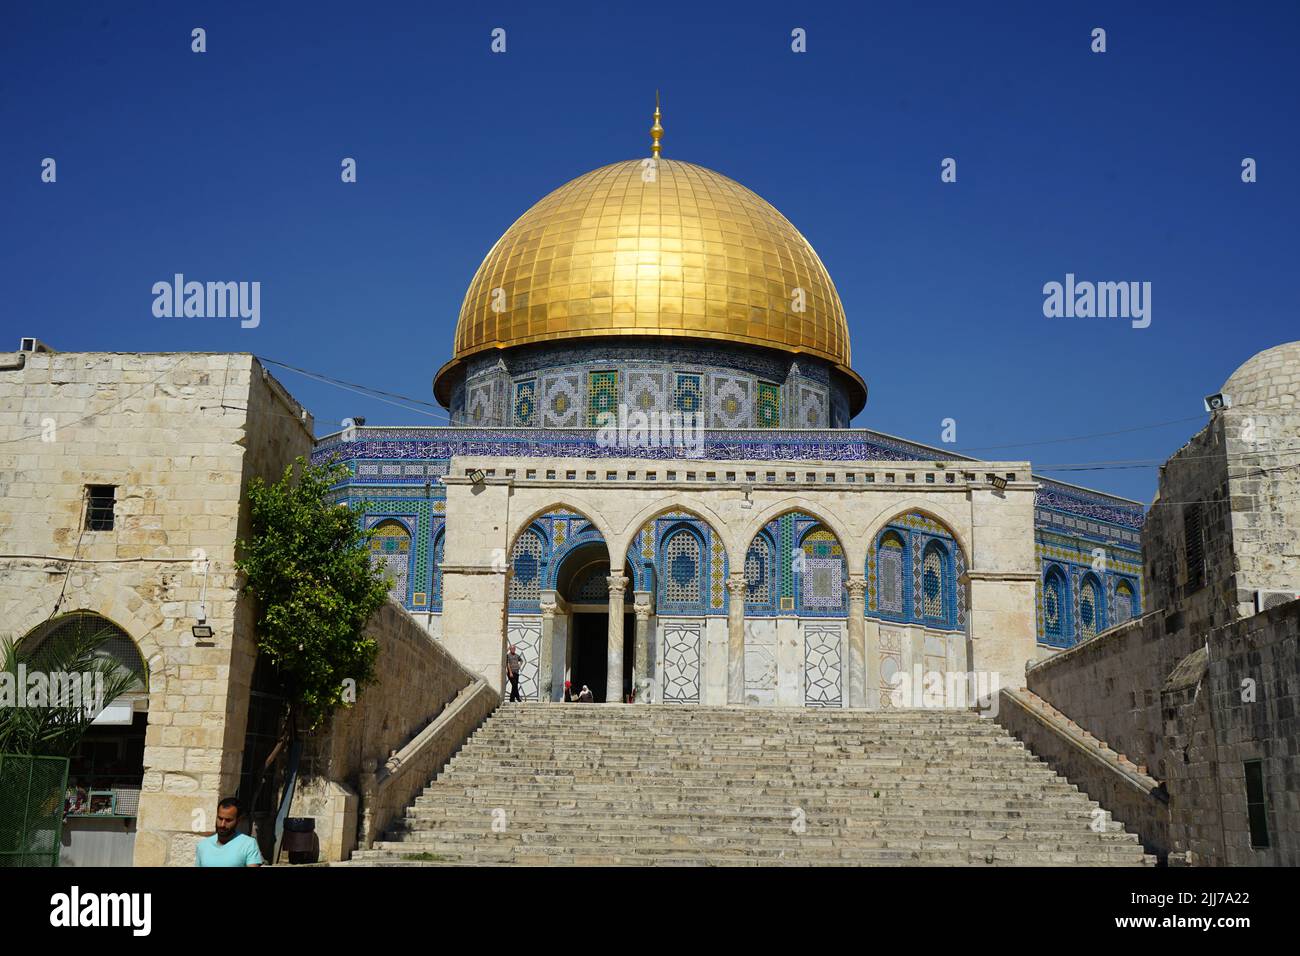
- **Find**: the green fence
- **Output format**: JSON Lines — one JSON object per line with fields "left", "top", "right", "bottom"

{"left": 0, "top": 753, "right": 70, "bottom": 867}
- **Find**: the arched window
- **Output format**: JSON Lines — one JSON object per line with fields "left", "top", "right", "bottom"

{"left": 572, "top": 565, "right": 611, "bottom": 602}
{"left": 663, "top": 528, "right": 702, "bottom": 606}
{"left": 920, "top": 540, "right": 950, "bottom": 624}
{"left": 369, "top": 520, "right": 411, "bottom": 604}
{"left": 1078, "top": 574, "right": 1104, "bottom": 640}
{"left": 1043, "top": 566, "right": 1069, "bottom": 644}
{"left": 799, "top": 526, "right": 844, "bottom": 613}
{"left": 745, "top": 535, "right": 773, "bottom": 606}
{"left": 431, "top": 530, "right": 445, "bottom": 608}
{"left": 1114, "top": 579, "right": 1136, "bottom": 626}
{"left": 21, "top": 611, "right": 147, "bottom": 693}
{"left": 508, "top": 528, "right": 545, "bottom": 603}
{"left": 876, "top": 531, "right": 906, "bottom": 616}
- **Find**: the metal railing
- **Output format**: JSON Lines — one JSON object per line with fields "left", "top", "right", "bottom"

{"left": 0, "top": 753, "right": 70, "bottom": 867}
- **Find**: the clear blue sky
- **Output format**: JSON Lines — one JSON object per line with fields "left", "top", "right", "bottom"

{"left": 3, "top": 1, "right": 1296, "bottom": 502}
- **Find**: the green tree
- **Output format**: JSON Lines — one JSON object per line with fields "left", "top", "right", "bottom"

{"left": 236, "top": 456, "right": 388, "bottom": 733}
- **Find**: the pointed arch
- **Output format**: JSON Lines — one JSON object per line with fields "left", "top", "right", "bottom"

{"left": 1078, "top": 572, "right": 1105, "bottom": 640}
{"left": 1114, "top": 578, "right": 1137, "bottom": 627}
{"left": 867, "top": 510, "right": 966, "bottom": 631}
{"left": 797, "top": 522, "right": 847, "bottom": 615}
{"left": 507, "top": 523, "right": 548, "bottom": 608}
{"left": 505, "top": 501, "right": 615, "bottom": 565}
{"left": 1042, "top": 564, "right": 1071, "bottom": 646}
{"left": 660, "top": 522, "right": 707, "bottom": 611}
{"left": 368, "top": 519, "right": 413, "bottom": 605}
{"left": 743, "top": 528, "right": 778, "bottom": 614}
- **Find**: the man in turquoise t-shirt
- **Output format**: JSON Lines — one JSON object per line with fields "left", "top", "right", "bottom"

{"left": 195, "top": 798, "right": 265, "bottom": 867}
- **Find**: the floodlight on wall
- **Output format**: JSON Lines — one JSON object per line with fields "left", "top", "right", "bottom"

{"left": 467, "top": 468, "right": 487, "bottom": 485}
{"left": 990, "top": 475, "right": 1009, "bottom": 492}
{"left": 1204, "top": 393, "right": 1231, "bottom": 413}
{"left": 192, "top": 624, "right": 214, "bottom": 640}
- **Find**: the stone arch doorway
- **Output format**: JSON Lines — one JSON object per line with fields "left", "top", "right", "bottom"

{"left": 18, "top": 611, "right": 149, "bottom": 866}
{"left": 552, "top": 542, "right": 634, "bottom": 703}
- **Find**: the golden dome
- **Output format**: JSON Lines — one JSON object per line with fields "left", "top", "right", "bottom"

{"left": 435, "top": 158, "right": 863, "bottom": 410}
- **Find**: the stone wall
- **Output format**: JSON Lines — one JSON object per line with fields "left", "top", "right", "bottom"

{"left": 1141, "top": 420, "right": 1234, "bottom": 634}
{"left": 0, "top": 349, "right": 315, "bottom": 866}
{"left": 290, "top": 600, "right": 499, "bottom": 861}
{"left": 996, "top": 687, "right": 1169, "bottom": 858}
{"left": 1026, "top": 611, "right": 1202, "bottom": 780}
{"left": 1163, "top": 600, "right": 1300, "bottom": 866}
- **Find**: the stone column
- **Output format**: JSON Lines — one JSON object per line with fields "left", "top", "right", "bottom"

{"left": 606, "top": 574, "right": 629, "bottom": 703}
{"left": 633, "top": 592, "right": 652, "bottom": 703}
{"left": 726, "top": 572, "right": 747, "bottom": 705}
{"left": 847, "top": 575, "right": 868, "bottom": 708}
{"left": 539, "top": 591, "right": 558, "bottom": 702}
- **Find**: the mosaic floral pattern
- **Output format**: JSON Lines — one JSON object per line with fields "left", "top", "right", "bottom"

{"left": 369, "top": 520, "right": 411, "bottom": 604}
{"left": 664, "top": 529, "right": 702, "bottom": 605}
{"left": 867, "top": 515, "right": 962, "bottom": 630}
{"left": 1079, "top": 574, "right": 1103, "bottom": 640}
{"left": 513, "top": 380, "right": 536, "bottom": 427}
{"left": 745, "top": 536, "right": 772, "bottom": 605}
{"left": 587, "top": 370, "right": 618, "bottom": 426}
{"left": 877, "top": 532, "right": 905, "bottom": 615}
{"left": 800, "top": 527, "right": 844, "bottom": 612}
{"left": 509, "top": 529, "right": 544, "bottom": 603}
{"left": 922, "top": 542, "right": 947, "bottom": 620}
{"left": 674, "top": 373, "right": 703, "bottom": 415}
{"left": 1114, "top": 579, "right": 1136, "bottom": 626}
{"left": 1043, "top": 567, "right": 1068, "bottom": 643}
{"left": 757, "top": 381, "right": 781, "bottom": 428}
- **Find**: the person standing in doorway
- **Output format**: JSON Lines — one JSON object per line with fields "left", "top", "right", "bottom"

{"left": 577, "top": 684, "right": 594, "bottom": 703}
{"left": 505, "top": 644, "right": 523, "bottom": 703}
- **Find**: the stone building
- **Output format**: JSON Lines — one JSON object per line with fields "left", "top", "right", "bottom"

{"left": 1002, "top": 341, "right": 1300, "bottom": 864}
{"left": 319, "top": 119, "right": 1144, "bottom": 706}
{"left": 3, "top": 113, "right": 1178, "bottom": 865}
{"left": 0, "top": 347, "right": 314, "bottom": 865}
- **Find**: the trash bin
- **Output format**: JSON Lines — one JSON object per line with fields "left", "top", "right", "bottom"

{"left": 282, "top": 817, "right": 317, "bottom": 864}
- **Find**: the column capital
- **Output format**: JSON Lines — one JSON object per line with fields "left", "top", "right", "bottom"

{"left": 725, "top": 572, "right": 748, "bottom": 597}
{"left": 540, "top": 599, "right": 558, "bottom": 617}
{"left": 606, "top": 573, "right": 630, "bottom": 594}
{"left": 634, "top": 603, "right": 653, "bottom": 621}
{"left": 846, "top": 576, "right": 869, "bottom": 599}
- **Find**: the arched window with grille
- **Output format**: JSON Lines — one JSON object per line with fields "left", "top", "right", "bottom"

{"left": 431, "top": 530, "right": 445, "bottom": 609}
{"left": 662, "top": 527, "right": 703, "bottom": 609}
{"left": 798, "top": 525, "right": 845, "bottom": 614}
{"left": 1043, "top": 566, "right": 1070, "bottom": 645}
{"left": 745, "top": 533, "right": 774, "bottom": 611}
{"left": 1079, "top": 574, "right": 1105, "bottom": 639}
{"left": 21, "top": 612, "right": 148, "bottom": 693}
{"left": 508, "top": 527, "right": 545, "bottom": 605}
{"left": 920, "top": 540, "right": 952, "bottom": 626}
{"left": 1114, "top": 579, "right": 1136, "bottom": 626}
{"left": 369, "top": 520, "right": 412, "bottom": 605}
{"left": 876, "top": 530, "right": 907, "bottom": 617}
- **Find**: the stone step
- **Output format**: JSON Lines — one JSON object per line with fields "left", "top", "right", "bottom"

{"left": 345, "top": 703, "right": 1152, "bottom": 867}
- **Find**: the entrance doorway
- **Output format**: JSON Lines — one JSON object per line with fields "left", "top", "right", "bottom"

{"left": 570, "top": 613, "right": 634, "bottom": 703}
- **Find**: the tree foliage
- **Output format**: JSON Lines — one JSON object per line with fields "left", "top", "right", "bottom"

{"left": 236, "top": 457, "right": 388, "bottom": 730}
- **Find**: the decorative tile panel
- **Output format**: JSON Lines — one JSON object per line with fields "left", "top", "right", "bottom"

{"left": 660, "top": 620, "right": 702, "bottom": 704}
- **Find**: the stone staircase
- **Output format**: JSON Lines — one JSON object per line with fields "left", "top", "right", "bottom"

{"left": 345, "top": 704, "right": 1156, "bottom": 866}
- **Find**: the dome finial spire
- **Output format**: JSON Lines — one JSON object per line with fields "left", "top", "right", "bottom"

{"left": 650, "top": 90, "right": 664, "bottom": 159}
